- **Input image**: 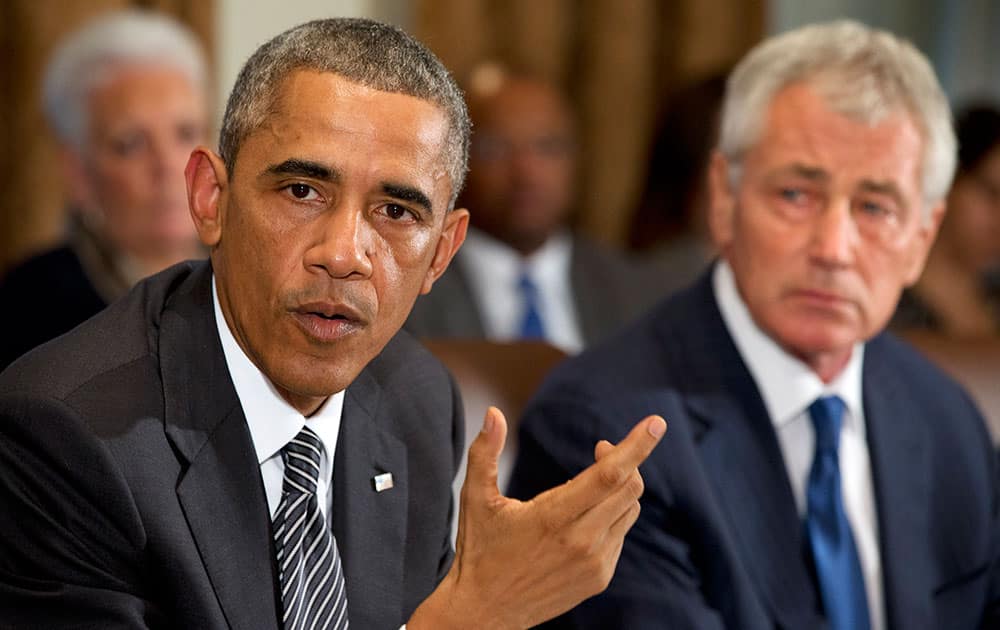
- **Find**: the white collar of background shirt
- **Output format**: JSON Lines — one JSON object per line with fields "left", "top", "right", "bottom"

{"left": 212, "top": 275, "right": 344, "bottom": 519}
{"left": 457, "top": 227, "right": 582, "bottom": 353}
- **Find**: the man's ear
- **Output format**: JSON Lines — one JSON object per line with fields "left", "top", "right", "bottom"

{"left": 420, "top": 208, "right": 469, "bottom": 295}
{"left": 185, "top": 147, "right": 228, "bottom": 248}
{"left": 902, "top": 200, "right": 946, "bottom": 286}
{"left": 707, "top": 150, "right": 737, "bottom": 252}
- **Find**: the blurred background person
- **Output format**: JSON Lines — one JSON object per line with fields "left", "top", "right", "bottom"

{"left": 628, "top": 71, "right": 728, "bottom": 295}
{"left": 0, "top": 9, "right": 208, "bottom": 370}
{"left": 892, "top": 104, "right": 1000, "bottom": 337}
{"left": 406, "top": 64, "right": 654, "bottom": 354}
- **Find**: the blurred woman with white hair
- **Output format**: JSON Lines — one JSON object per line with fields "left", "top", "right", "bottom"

{"left": 0, "top": 9, "right": 208, "bottom": 370}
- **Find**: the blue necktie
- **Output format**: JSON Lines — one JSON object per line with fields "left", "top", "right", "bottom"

{"left": 805, "top": 396, "right": 870, "bottom": 630}
{"left": 517, "top": 270, "right": 546, "bottom": 340}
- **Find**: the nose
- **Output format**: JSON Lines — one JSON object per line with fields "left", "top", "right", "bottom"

{"left": 303, "top": 203, "right": 374, "bottom": 280}
{"left": 809, "top": 199, "right": 856, "bottom": 268}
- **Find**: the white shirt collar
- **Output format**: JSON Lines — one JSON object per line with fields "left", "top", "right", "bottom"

{"left": 211, "top": 276, "right": 344, "bottom": 469}
{"left": 457, "top": 227, "right": 582, "bottom": 353}
{"left": 712, "top": 261, "right": 865, "bottom": 433}
{"left": 458, "top": 226, "right": 573, "bottom": 286}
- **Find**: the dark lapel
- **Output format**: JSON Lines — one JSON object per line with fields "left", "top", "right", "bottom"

{"left": 422, "top": 256, "right": 486, "bottom": 337}
{"left": 333, "top": 364, "right": 409, "bottom": 628}
{"left": 570, "top": 237, "right": 611, "bottom": 345}
{"left": 671, "top": 272, "right": 825, "bottom": 628}
{"left": 863, "top": 335, "right": 933, "bottom": 630}
{"left": 160, "top": 263, "right": 280, "bottom": 630}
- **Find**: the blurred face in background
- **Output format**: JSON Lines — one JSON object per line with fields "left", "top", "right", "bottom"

{"left": 65, "top": 64, "right": 206, "bottom": 263}
{"left": 938, "top": 146, "right": 1000, "bottom": 273}
{"left": 461, "top": 74, "right": 576, "bottom": 255}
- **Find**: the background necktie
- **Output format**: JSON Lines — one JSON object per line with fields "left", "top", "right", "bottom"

{"left": 273, "top": 426, "right": 349, "bottom": 630}
{"left": 517, "top": 270, "right": 546, "bottom": 340}
{"left": 805, "top": 396, "right": 871, "bottom": 630}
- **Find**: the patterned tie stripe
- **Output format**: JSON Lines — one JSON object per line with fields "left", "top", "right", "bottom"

{"left": 273, "top": 426, "right": 349, "bottom": 630}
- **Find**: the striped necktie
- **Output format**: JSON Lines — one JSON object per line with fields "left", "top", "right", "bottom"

{"left": 273, "top": 426, "right": 349, "bottom": 630}
{"left": 805, "top": 396, "right": 870, "bottom": 630}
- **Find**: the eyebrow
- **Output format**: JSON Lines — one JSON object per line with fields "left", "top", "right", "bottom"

{"left": 382, "top": 182, "right": 434, "bottom": 214}
{"left": 782, "top": 163, "right": 830, "bottom": 181}
{"left": 263, "top": 159, "right": 339, "bottom": 181}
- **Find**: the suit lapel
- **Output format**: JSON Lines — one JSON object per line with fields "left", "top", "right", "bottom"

{"left": 863, "top": 336, "right": 933, "bottom": 630}
{"left": 334, "top": 366, "right": 409, "bottom": 628}
{"left": 160, "top": 263, "right": 280, "bottom": 630}
{"left": 672, "top": 275, "right": 825, "bottom": 628}
{"left": 570, "top": 239, "right": 605, "bottom": 345}
{"left": 428, "top": 258, "right": 486, "bottom": 337}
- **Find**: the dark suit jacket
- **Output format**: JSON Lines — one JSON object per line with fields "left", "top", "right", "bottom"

{"left": 404, "top": 234, "right": 655, "bottom": 347}
{"left": 509, "top": 270, "right": 1000, "bottom": 629}
{"left": 0, "top": 261, "right": 463, "bottom": 629}
{"left": 0, "top": 245, "right": 108, "bottom": 371}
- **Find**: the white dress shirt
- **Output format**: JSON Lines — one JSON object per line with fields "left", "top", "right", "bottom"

{"left": 457, "top": 227, "right": 583, "bottom": 354}
{"left": 713, "top": 262, "right": 885, "bottom": 630}
{"left": 212, "top": 278, "right": 344, "bottom": 520}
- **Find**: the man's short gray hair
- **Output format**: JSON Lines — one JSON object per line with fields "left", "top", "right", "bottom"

{"left": 42, "top": 9, "right": 206, "bottom": 151}
{"left": 719, "top": 19, "right": 956, "bottom": 212}
{"left": 219, "top": 18, "right": 471, "bottom": 209}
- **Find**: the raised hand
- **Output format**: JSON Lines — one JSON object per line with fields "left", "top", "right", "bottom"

{"left": 409, "top": 406, "right": 666, "bottom": 630}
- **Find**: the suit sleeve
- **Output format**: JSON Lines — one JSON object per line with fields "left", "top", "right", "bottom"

{"left": 508, "top": 394, "right": 728, "bottom": 630}
{"left": 0, "top": 392, "right": 165, "bottom": 628}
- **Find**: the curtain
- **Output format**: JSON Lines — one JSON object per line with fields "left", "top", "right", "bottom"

{"left": 414, "top": 0, "right": 764, "bottom": 248}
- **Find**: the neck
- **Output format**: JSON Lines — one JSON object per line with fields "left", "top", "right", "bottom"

{"left": 276, "top": 386, "right": 328, "bottom": 417}
{"left": 798, "top": 347, "right": 853, "bottom": 384}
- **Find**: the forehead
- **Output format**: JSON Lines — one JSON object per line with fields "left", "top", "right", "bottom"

{"left": 89, "top": 65, "right": 201, "bottom": 115}
{"left": 471, "top": 77, "right": 573, "bottom": 135}
{"left": 747, "top": 82, "right": 925, "bottom": 194}
{"left": 238, "top": 70, "right": 453, "bottom": 204}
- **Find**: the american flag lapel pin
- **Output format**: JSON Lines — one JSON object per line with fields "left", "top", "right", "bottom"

{"left": 373, "top": 472, "right": 394, "bottom": 492}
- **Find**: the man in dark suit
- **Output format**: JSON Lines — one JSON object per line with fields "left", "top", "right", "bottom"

{"left": 510, "top": 20, "right": 1000, "bottom": 629}
{"left": 0, "top": 18, "right": 666, "bottom": 629}
{"left": 405, "top": 65, "right": 651, "bottom": 353}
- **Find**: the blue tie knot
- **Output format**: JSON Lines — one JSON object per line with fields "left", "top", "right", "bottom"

{"left": 809, "top": 395, "right": 845, "bottom": 456}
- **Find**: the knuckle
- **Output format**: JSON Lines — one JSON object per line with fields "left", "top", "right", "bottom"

{"left": 597, "top": 464, "right": 626, "bottom": 489}
{"left": 625, "top": 472, "right": 644, "bottom": 498}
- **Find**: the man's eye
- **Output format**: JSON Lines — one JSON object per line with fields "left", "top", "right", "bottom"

{"left": 287, "top": 183, "right": 317, "bottom": 200}
{"left": 780, "top": 188, "right": 804, "bottom": 203}
{"left": 385, "top": 204, "right": 412, "bottom": 221}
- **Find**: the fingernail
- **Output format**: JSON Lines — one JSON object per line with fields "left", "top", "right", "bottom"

{"left": 647, "top": 417, "right": 666, "bottom": 438}
{"left": 482, "top": 408, "right": 496, "bottom": 435}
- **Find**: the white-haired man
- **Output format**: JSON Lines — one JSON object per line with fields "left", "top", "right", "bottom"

{"left": 0, "top": 9, "right": 207, "bottom": 370}
{"left": 510, "top": 20, "right": 999, "bottom": 629}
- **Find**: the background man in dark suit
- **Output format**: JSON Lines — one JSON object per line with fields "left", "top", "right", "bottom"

{"left": 405, "top": 65, "right": 652, "bottom": 354}
{"left": 510, "top": 19, "right": 1000, "bottom": 629}
{"left": 0, "top": 18, "right": 666, "bottom": 629}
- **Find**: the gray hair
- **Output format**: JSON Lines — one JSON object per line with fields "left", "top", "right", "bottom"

{"left": 718, "top": 19, "right": 956, "bottom": 213}
{"left": 42, "top": 9, "right": 206, "bottom": 150}
{"left": 219, "top": 18, "right": 471, "bottom": 209}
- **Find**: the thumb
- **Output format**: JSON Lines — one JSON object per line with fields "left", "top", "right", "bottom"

{"left": 461, "top": 406, "right": 508, "bottom": 505}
